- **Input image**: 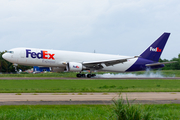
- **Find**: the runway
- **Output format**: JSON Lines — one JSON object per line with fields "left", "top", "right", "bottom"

{"left": 1, "top": 92, "right": 180, "bottom": 105}
{"left": 0, "top": 77, "right": 180, "bottom": 80}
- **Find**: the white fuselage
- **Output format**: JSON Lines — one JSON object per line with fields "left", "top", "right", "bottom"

{"left": 3, "top": 48, "right": 137, "bottom": 72}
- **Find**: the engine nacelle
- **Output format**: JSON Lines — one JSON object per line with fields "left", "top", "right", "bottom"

{"left": 67, "top": 62, "right": 83, "bottom": 72}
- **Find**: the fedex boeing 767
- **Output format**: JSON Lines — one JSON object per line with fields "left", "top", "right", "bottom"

{"left": 2, "top": 33, "right": 174, "bottom": 78}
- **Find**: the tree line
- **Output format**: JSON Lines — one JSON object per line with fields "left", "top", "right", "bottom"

{"left": 0, "top": 51, "right": 32, "bottom": 73}
{"left": 159, "top": 54, "right": 180, "bottom": 70}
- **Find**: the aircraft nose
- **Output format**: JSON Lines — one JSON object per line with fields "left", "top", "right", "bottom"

{"left": 2, "top": 53, "right": 8, "bottom": 60}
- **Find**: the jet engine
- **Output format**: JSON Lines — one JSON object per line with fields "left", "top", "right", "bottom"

{"left": 67, "top": 62, "right": 83, "bottom": 72}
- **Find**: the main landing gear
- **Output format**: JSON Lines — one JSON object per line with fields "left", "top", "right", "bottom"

{"left": 76, "top": 74, "right": 96, "bottom": 78}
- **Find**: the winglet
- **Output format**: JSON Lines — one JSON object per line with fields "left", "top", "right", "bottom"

{"left": 140, "top": 33, "right": 170, "bottom": 62}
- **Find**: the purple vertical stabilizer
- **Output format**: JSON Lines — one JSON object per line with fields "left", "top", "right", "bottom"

{"left": 140, "top": 33, "right": 170, "bottom": 62}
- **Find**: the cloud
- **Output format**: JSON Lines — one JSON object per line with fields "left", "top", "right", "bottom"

{"left": 0, "top": 0, "right": 180, "bottom": 59}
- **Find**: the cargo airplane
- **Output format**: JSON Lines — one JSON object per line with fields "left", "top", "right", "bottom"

{"left": 3, "top": 33, "right": 174, "bottom": 78}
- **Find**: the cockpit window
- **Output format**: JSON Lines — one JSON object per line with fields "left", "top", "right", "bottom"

{"left": 6, "top": 51, "right": 14, "bottom": 54}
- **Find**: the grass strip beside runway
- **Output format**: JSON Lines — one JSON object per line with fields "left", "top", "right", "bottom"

{"left": 0, "top": 72, "right": 77, "bottom": 77}
{"left": 0, "top": 70, "right": 179, "bottom": 77}
{"left": 0, "top": 104, "right": 180, "bottom": 120}
{"left": 0, "top": 79, "right": 180, "bottom": 92}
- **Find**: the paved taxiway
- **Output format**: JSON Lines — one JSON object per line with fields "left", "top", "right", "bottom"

{"left": 0, "top": 92, "right": 180, "bottom": 105}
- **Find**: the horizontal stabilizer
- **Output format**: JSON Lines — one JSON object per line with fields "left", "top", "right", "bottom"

{"left": 146, "top": 61, "right": 177, "bottom": 67}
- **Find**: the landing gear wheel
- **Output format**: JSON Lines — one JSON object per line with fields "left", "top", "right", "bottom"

{"left": 92, "top": 74, "right": 96, "bottom": 77}
{"left": 76, "top": 73, "right": 96, "bottom": 78}
{"left": 87, "top": 74, "right": 92, "bottom": 78}
{"left": 81, "top": 74, "right": 86, "bottom": 78}
{"left": 76, "top": 74, "right": 82, "bottom": 78}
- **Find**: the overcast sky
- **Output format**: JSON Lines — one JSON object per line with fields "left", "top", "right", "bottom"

{"left": 0, "top": 0, "right": 180, "bottom": 60}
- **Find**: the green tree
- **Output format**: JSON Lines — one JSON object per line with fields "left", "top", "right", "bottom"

{"left": 0, "top": 51, "right": 32, "bottom": 73}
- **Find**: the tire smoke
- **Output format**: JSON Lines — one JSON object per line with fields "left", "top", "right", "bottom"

{"left": 95, "top": 69, "right": 175, "bottom": 78}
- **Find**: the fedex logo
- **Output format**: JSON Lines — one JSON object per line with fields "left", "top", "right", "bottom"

{"left": 26, "top": 49, "right": 55, "bottom": 60}
{"left": 150, "top": 47, "right": 161, "bottom": 52}
{"left": 73, "top": 65, "right": 79, "bottom": 68}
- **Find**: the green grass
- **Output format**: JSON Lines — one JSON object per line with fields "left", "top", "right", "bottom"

{"left": 0, "top": 105, "right": 111, "bottom": 120}
{"left": 111, "top": 96, "right": 151, "bottom": 120}
{"left": 0, "top": 72, "right": 77, "bottom": 77}
{"left": 134, "top": 70, "right": 179, "bottom": 77}
{"left": 0, "top": 79, "right": 180, "bottom": 93}
{"left": 0, "top": 104, "right": 180, "bottom": 120}
{"left": 143, "top": 104, "right": 180, "bottom": 119}
{"left": 0, "top": 70, "right": 180, "bottom": 77}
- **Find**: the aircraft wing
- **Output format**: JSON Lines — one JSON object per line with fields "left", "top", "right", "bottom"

{"left": 82, "top": 56, "right": 139, "bottom": 69}
{"left": 146, "top": 61, "right": 177, "bottom": 67}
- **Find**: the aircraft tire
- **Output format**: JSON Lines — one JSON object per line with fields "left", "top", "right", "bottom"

{"left": 81, "top": 74, "right": 86, "bottom": 78}
{"left": 92, "top": 74, "right": 96, "bottom": 77}
{"left": 76, "top": 74, "right": 82, "bottom": 78}
{"left": 87, "top": 74, "right": 92, "bottom": 78}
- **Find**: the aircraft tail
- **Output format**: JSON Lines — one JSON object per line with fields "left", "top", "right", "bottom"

{"left": 140, "top": 32, "right": 170, "bottom": 62}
